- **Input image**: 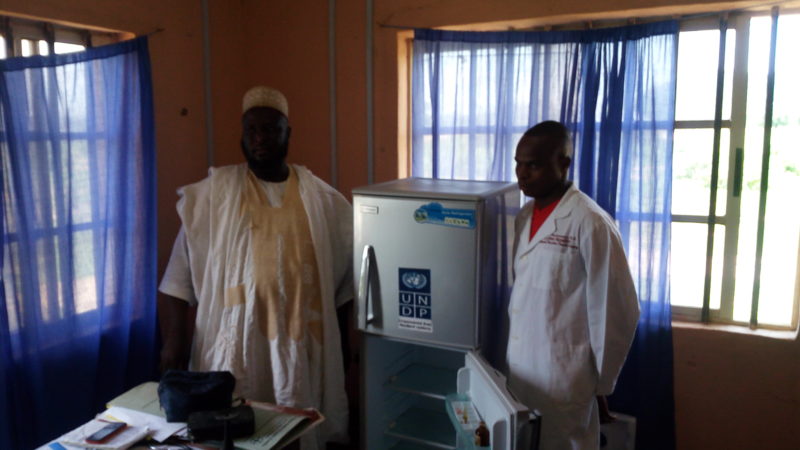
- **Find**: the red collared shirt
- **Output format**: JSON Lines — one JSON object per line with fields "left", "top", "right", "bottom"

{"left": 529, "top": 198, "right": 561, "bottom": 242}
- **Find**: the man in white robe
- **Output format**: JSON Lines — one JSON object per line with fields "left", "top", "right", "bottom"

{"left": 158, "top": 86, "right": 353, "bottom": 449}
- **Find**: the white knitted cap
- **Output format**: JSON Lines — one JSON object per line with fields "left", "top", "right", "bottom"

{"left": 242, "top": 86, "right": 289, "bottom": 117}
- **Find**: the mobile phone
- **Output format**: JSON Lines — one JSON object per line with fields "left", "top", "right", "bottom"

{"left": 85, "top": 421, "right": 127, "bottom": 444}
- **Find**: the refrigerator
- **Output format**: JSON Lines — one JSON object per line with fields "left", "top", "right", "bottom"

{"left": 353, "top": 178, "right": 541, "bottom": 450}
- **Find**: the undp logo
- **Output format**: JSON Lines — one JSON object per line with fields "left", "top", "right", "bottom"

{"left": 399, "top": 268, "right": 431, "bottom": 294}
{"left": 402, "top": 271, "right": 427, "bottom": 290}
{"left": 398, "top": 268, "right": 433, "bottom": 324}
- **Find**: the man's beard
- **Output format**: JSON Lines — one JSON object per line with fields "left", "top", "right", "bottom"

{"left": 242, "top": 140, "right": 289, "bottom": 171}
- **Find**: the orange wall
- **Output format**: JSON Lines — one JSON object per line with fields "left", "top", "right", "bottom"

{"left": 206, "top": 0, "right": 246, "bottom": 168}
{"left": 210, "top": 0, "right": 368, "bottom": 199}
{"left": 4, "top": 0, "right": 799, "bottom": 449}
{"left": 673, "top": 325, "right": 800, "bottom": 449}
{"left": 238, "top": 1, "right": 332, "bottom": 179}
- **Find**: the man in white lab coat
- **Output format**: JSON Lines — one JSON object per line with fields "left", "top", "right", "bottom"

{"left": 157, "top": 86, "right": 353, "bottom": 450}
{"left": 506, "top": 121, "right": 640, "bottom": 449}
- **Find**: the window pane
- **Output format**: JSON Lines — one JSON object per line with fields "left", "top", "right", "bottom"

{"left": 3, "top": 242, "right": 21, "bottom": 332}
{"left": 475, "top": 133, "right": 491, "bottom": 180}
{"left": 759, "top": 13, "right": 800, "bottom": 327}
{"left": 0, "top": 36, "right": 6, "bottom": 59}
{"left": 675, "top": 29, "right": 736, "bottom": 121}
{"left": 21, "top": 39, "right": 35, "bottom": 57}
{"left": 73, "top": 229, "right": 98, "bottom": 313}
{"left": 734, "top": 18, "right": 769, "bottom": 323}
{"left": 71, "top": 140, "right": 94, "bottom": 223}
{"left": 671, "top": 222, "right": 724, "bottom": 309}
{"left": 671, "top": 128, "right": 730, "bottom": 216}
{"left": 55, "top": 42, "right": 85, "bottom": 54}
{"left": 734, "top": 14, "right": 800, "bottom": 326}
{"left": 37, "top": 236, "right": 63, "bottom": 322}
{"left": 417, "top": 135, "right": 433, "bottom": 177}
{"left": 38, "top": 40, "right": 49, "bottom": 56}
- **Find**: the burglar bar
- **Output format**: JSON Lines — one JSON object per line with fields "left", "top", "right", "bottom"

{"left": 701, "top": 15, "right": 728, "bottom": 323}
{"left": 750, "top": 6, "right": 780, "bottom": 328}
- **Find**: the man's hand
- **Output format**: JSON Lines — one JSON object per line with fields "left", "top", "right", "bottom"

{"left": 160, "top": 337, "right": 189, "bottom": 373}
{"left": 597, "top": 395, "right": 616, "bottom": 424}
{"left": 158, "top": 294, "right": 191, "bottom": 374}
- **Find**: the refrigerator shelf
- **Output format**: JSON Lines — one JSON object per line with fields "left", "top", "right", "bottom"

{"left": 386, "top": 406, "right": 456, "bottom": 449}
{"left": 385, "top": 363, "right": 457, "bottom": 400}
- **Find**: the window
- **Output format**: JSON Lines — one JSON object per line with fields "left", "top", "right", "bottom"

{"left": 671, "top": 12, "right": 800, "bottom": 329}
{"left": 0, "top": 19, "right": 156, "bottom": 449}
{"left": 1, "top": 17, "right": 133, "bottom": 334}
{"left": 0, "top": 15, "right": 125, "bottom": 60}
{"left": 404, "top": 10, "right": 799, "bottom": 331}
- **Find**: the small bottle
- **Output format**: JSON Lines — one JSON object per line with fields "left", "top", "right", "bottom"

{"left": 474, "top": 421, "right": 490, "bottom": 447}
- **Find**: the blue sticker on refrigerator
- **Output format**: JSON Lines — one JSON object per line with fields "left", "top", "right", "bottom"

{"left": 398, "top": 268, "right": 433, "bottom": 333}
{"left": 413, "top": 202, "right": 476, "bottom": 229}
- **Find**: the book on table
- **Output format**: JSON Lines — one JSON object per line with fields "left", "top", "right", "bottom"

{"left": 105, "top": 381, "right": 325, "bottom": 450}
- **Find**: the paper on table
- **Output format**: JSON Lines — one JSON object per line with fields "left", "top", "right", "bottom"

{"left": 104, "top": 382, "right": 324, "bottom": 450}
{"left": 232, "top": 402, "right": 324, "bottom": 450}
{"left": 57, "top": 419, "right": 149, "bottom": 450}
{"left": 106, "top": 382, "right": 163, "bottom": 417}
{"left": 99, "top": 406, "right": 185, "bottom": 442}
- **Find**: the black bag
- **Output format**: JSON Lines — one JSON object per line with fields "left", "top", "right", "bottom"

{"left": 157, "top": 370, "right": 236, "bottom": 422}
{"left": 188, "top": 404, "right": 255, "bottom": 441}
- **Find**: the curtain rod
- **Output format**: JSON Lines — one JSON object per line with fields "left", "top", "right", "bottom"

{"left": 143, "top": 28, "right": 165, "bottom": 37}
{"left": 0, "top": 13, "right": 128, "bottom": 36}
{"left": 377, "top": 0, "right": 792, "bottom": 31}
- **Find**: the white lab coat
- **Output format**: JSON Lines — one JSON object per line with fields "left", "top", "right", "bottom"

{"left": 506, "top": 183, "right": 639, "bottom": 450}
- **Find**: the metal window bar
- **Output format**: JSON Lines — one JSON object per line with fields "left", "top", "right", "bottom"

{"left": 44, "top": 23, "right": 55, "bottom": 55}
{"left": 750, "top": 6, "right": 781, "bottom": 328}
{"left": 468, "top": 46, "right": 478, "bottom": 180}
{"left": 1, "top": 17, "right": 13, "bottom": 57}
{"left": 82, "top": 30, "right": 92, "bottom": 49}
{"left": 701, "top": 15, "right": 728, "bottom": 323}
{"left": 431, "top": 42, "right": 441, "bottom": 178}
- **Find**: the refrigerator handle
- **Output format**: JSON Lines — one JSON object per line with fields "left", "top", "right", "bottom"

{"left": 358, "top": 245, "right": 376, "bottom": 327}
{"left": 513, "top": 410, "right": 542, "bottom": 450}
{"left": 526, "top": 411, "right": 541, "bottom": 450}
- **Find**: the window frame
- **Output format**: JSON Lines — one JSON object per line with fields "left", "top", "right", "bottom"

{"left": 671, "top": 11, "right": 800, "bottom": 330}
{"left": 1, "top": 15, "right": 125, "bottom": 59}
{"left": 13, "top": 20, "right": 86, "bottom": 55}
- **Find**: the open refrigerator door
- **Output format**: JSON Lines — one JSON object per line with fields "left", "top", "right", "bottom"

{"left": 362, "top": 335, "right": 540, "bottom": 450}
{"left": 450, "top": 352, "right": 540, "bottom": 450}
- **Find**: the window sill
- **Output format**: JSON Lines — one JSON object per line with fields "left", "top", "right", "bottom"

{"left": 671, "top": 319, "right": 799, "bottom": 341}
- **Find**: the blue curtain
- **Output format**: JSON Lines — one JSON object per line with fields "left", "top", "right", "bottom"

{"left": 413, "top": 22, "right": 677, "bottom": 449}
{"left": 0, "top": 37, "right": 158, "bottom": 449}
